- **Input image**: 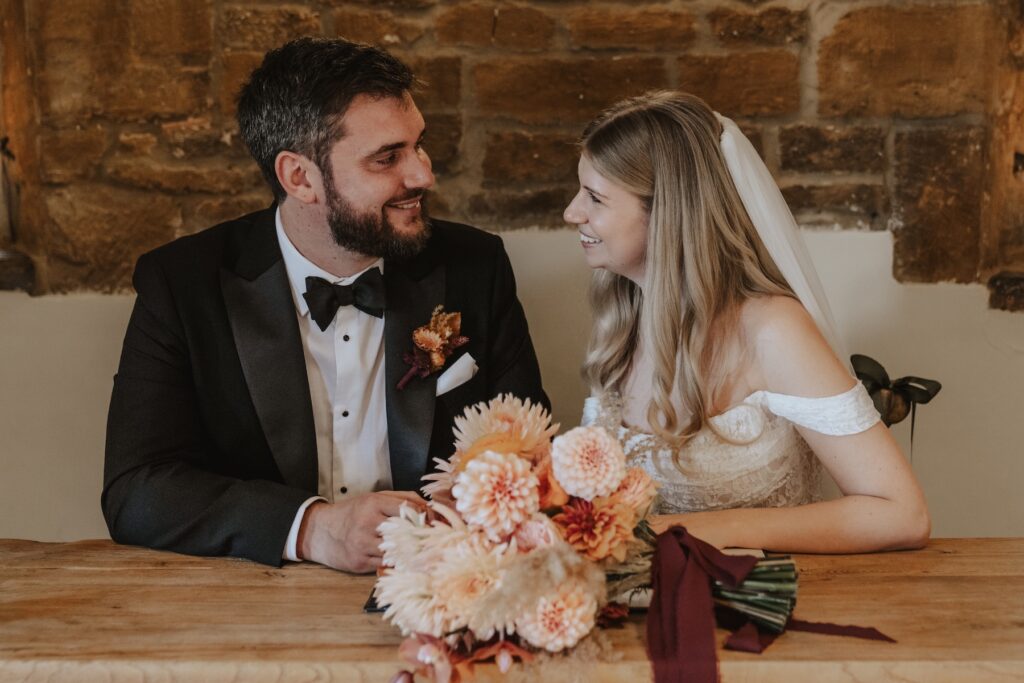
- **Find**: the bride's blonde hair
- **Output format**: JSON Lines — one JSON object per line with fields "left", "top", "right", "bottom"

{"left": 581, "top": 91, "right": 794, "bottom": 444}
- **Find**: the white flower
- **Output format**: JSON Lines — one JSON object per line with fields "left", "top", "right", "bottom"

{"left": 453, "top": 394, "right": 558, "bottom": 462}
{"left": 432, "top": 535, "right": 515, "bottom": 639}
{"left": 375, "top": 570, "right": 451, "bottom": 637}
{"left": 378, "top": 503, "right": 431, "bottom": 572}
{"left": 453, "top": 451, "right": 539, "bottom": 542}
{"left": 550, "top": 426, "right": 626, "bottom": 501}
{"left": 421, "top": 456, "right": 457, "bottom": 499}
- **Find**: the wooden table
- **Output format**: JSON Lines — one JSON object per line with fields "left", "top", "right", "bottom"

{"left": 1, "top": 539, "right": 1022, "bottom": 682}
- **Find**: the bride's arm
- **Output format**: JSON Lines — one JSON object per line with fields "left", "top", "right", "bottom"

{"left": 650, "top": 296, "right": 931, "bottom": 553}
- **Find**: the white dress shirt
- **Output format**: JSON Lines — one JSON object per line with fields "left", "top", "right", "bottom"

{"left": 275, "top": 209, "right": 392, "bottom": 560}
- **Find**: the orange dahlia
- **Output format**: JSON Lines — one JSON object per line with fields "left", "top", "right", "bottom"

{"left": 552, "top": 497, "right": 636, "bottom": 563}
{"left": 612, "top": 467, "right": 658, "bottom": 514}
{"left": 535, "top": 454, "right": 570, "bottom": 509}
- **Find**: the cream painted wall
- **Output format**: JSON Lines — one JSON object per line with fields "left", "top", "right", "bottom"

{"left": 2, "top": 229, "right": 1022, "bottom": 541}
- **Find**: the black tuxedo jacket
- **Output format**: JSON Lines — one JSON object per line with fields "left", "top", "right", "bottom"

{"left": 102, "top": 207, "right": 548, "bottom": 566}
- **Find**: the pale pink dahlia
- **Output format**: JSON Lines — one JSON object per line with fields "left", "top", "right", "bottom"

{"left": 550, "top": 426, "right": 626, "bottom": 501}
{"left": 452, "top": 451, "right": 539, "bottom": 541}
{"left": 512, "top": 513, "right": 560, "bottom": 553}
{"left": 516, "top": 582, "right": 598, "bottom": 652}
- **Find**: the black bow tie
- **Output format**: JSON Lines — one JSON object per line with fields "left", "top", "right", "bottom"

{"left": 302, "top": 268, "right": 386, "bottom": 331}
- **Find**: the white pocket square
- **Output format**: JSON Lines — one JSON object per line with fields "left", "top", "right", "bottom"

{"left": 436, "top": 353, "right": 478, "bottom": 396}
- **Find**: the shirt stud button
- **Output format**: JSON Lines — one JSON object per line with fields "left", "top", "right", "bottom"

{"left": 342, "top": 410, "right": 349, "bottom": 417}
{"left": 339, "top": 486, "right": 348, "bottom": 494}
{"left": 343, "top": 334, "right": 350, "bottom": 342}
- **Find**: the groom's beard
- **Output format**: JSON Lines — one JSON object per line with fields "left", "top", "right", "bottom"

{"left": 324, "top": 180, "right": 431, "bottom": 261}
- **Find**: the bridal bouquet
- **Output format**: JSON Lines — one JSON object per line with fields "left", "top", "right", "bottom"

{"left": 374, "top": 394, "right": 658, "bottom": 681}
{"left": 375, "top": 394, "right": 802, "bottom": 682}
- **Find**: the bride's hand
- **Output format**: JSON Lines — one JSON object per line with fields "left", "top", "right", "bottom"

{"left": 648, "top": 511, "right": 733, "bottom": 549}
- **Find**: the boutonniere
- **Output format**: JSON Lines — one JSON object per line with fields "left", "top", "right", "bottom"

{"left": 397, "top": 305, "right": 469, "bottom": 390}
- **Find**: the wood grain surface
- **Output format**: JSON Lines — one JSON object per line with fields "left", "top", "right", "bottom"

{"left": 1, "top": 538, "right": 1022, "bottom": 682}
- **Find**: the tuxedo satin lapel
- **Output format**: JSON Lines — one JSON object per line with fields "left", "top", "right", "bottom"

{"left": 384, "top": 261, "right": 444, "bottom": 491}
{"left": 221, "top": 213, "right": 318, "bottom": 493}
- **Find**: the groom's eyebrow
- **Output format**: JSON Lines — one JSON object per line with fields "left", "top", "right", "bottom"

{"left": 365, "top": 128, "right": 427, "bottom": 158}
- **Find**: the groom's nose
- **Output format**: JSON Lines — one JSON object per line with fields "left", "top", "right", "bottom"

{"left": 403, "top": 148, "right": 434, "bottom": 190}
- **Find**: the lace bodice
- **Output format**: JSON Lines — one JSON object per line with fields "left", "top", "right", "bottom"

{"left": 582, "top": 384, "right": 880, "bottom": 514}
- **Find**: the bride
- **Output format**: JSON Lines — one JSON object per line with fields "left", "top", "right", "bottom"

{"left": 565, "top": 91, "right": 930, "bottom": 553}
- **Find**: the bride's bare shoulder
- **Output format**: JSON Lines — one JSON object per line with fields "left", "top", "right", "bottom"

{"left": 739, "top": 295, "right": 818, "bottom": 343}
{"left": 738, "top": 295, "right": 852, "bottom": 396}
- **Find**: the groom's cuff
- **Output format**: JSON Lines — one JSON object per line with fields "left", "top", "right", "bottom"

{"left": 284, "top": 496, "right": 327, "bottom": 562}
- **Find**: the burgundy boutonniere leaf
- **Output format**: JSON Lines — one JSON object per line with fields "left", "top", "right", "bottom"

{"left": 397, "top": 305, "right": 469, "bottom": 390}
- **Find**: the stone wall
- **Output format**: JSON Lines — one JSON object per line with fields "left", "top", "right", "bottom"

{"left": 1, "top": 0, "right": 1022, "bottom": 305}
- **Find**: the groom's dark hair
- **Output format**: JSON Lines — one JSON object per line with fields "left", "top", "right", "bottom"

{"left": 237, "top": 37, "right": 416, "bottom": 201}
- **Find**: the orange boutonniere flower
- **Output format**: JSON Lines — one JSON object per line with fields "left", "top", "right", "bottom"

{"left": 397, "top": 305, "right": 469, "bottom": 390}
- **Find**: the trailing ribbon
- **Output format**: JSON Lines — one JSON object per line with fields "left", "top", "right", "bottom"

{"left": 647, "top": 527, "right": 897, "bottom": 683}
{"left": 718, "top": 609, "right": 896, "bottom": 654}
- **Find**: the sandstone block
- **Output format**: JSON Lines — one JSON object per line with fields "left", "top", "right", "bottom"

{"left": 468, "top": 187, "right": 576, "bottom": 229}
{"left": 423, "top": 113, "right": 461, "bottom": 175}
{"left": 782, "top": 184, "right": 889, "bottom": 230}
{"left": 36, "top": 0, "right": 126, "bottom": 120}
{"left": 483, "top": 131, "right": 578, "bottom": 186}
{"left": 333, "top": 8, "right": 424, "bottom": 47}
{"left": 893, "top": 127, "right": 985, "bottom": 283}
{"left": 818, "top": 5, "right": 998, "bottom": 118}
{"left": 678, "top": 51, "right": 799, "bottom": 117}
{"left": 0, "top": 249, "right": 35, "bottom": 293}
{"left": 161, "top": 117, "right": 244, "bottom": 159}
{"left": 221, "top": 51, "right": 265, "bottom": 116}
{"left": 988, "top": 273, "right": 1024, "bottom": 312}
{"left": 779, "top": 125, "right": 885, "bottom": 173}
{"left": 709, "top": 8, "right": 806, "bottom": 46}
{"left": 475, "top": 58, "right": 667, "bottom": 124}
{"left": 40, "top": 125, "right": 110, "bottom": 183}
{"left": 129, "top": 0, "right": 212, "bottom": 61}
{"left": 221, "top": 6, "right": 322, "bottom": 51}
{"left": 118, "top": 132, "right": 159, "bottom": 156}
{"left": 44, "top": 185, "right": 182, "bottom": 291}
{"left": 568, "top": 7, "right": 696, "bottom": 50}
{"left": 106, "top": 64, "right": 210, "bottom": 121}
{"left": 424, "top": 185, "right": 454, "bottom": 222}
{"left": 407, "top": 57, "right": 461, "bottom": 110}
{"left": 324, "top": 0, "right": 436, "bottom": 8}
{"left": 105, "top": 156, "right": 263, "bottom": 194}
{"left": 740, "top": 125, "right": 764, "bottom": 159}
{"left": 437, "top": 4, "right": 554, "bottom": 50}
{"left": 189, "top": 193, "right": 273, "bottom": 233}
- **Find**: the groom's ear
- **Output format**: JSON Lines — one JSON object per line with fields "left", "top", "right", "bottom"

{"left": 275, "top": 150, "right": 320, "bottom": 205}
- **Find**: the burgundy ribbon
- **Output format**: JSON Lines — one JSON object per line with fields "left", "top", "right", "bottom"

{"left": 646, "top": 527, "right": 759, "bottom": 683}
{"left": 647, "top": 527, "right": 897, "bottom": 683}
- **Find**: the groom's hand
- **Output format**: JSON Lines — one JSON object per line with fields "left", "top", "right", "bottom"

{"left": 297, "top": 491, "right": 427, "bottom": 573}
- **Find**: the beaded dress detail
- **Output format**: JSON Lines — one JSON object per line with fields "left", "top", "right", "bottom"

{"left": 581, "top": 384, "right": 880, "bottom": 514}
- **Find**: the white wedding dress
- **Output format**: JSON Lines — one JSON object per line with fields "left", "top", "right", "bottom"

{"left": 581, "top": 384, "right": 881, "bottom": 514}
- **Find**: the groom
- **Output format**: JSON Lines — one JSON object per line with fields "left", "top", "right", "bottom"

{"left": 102, "top": 38, "right": 547, "bottom": 572}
